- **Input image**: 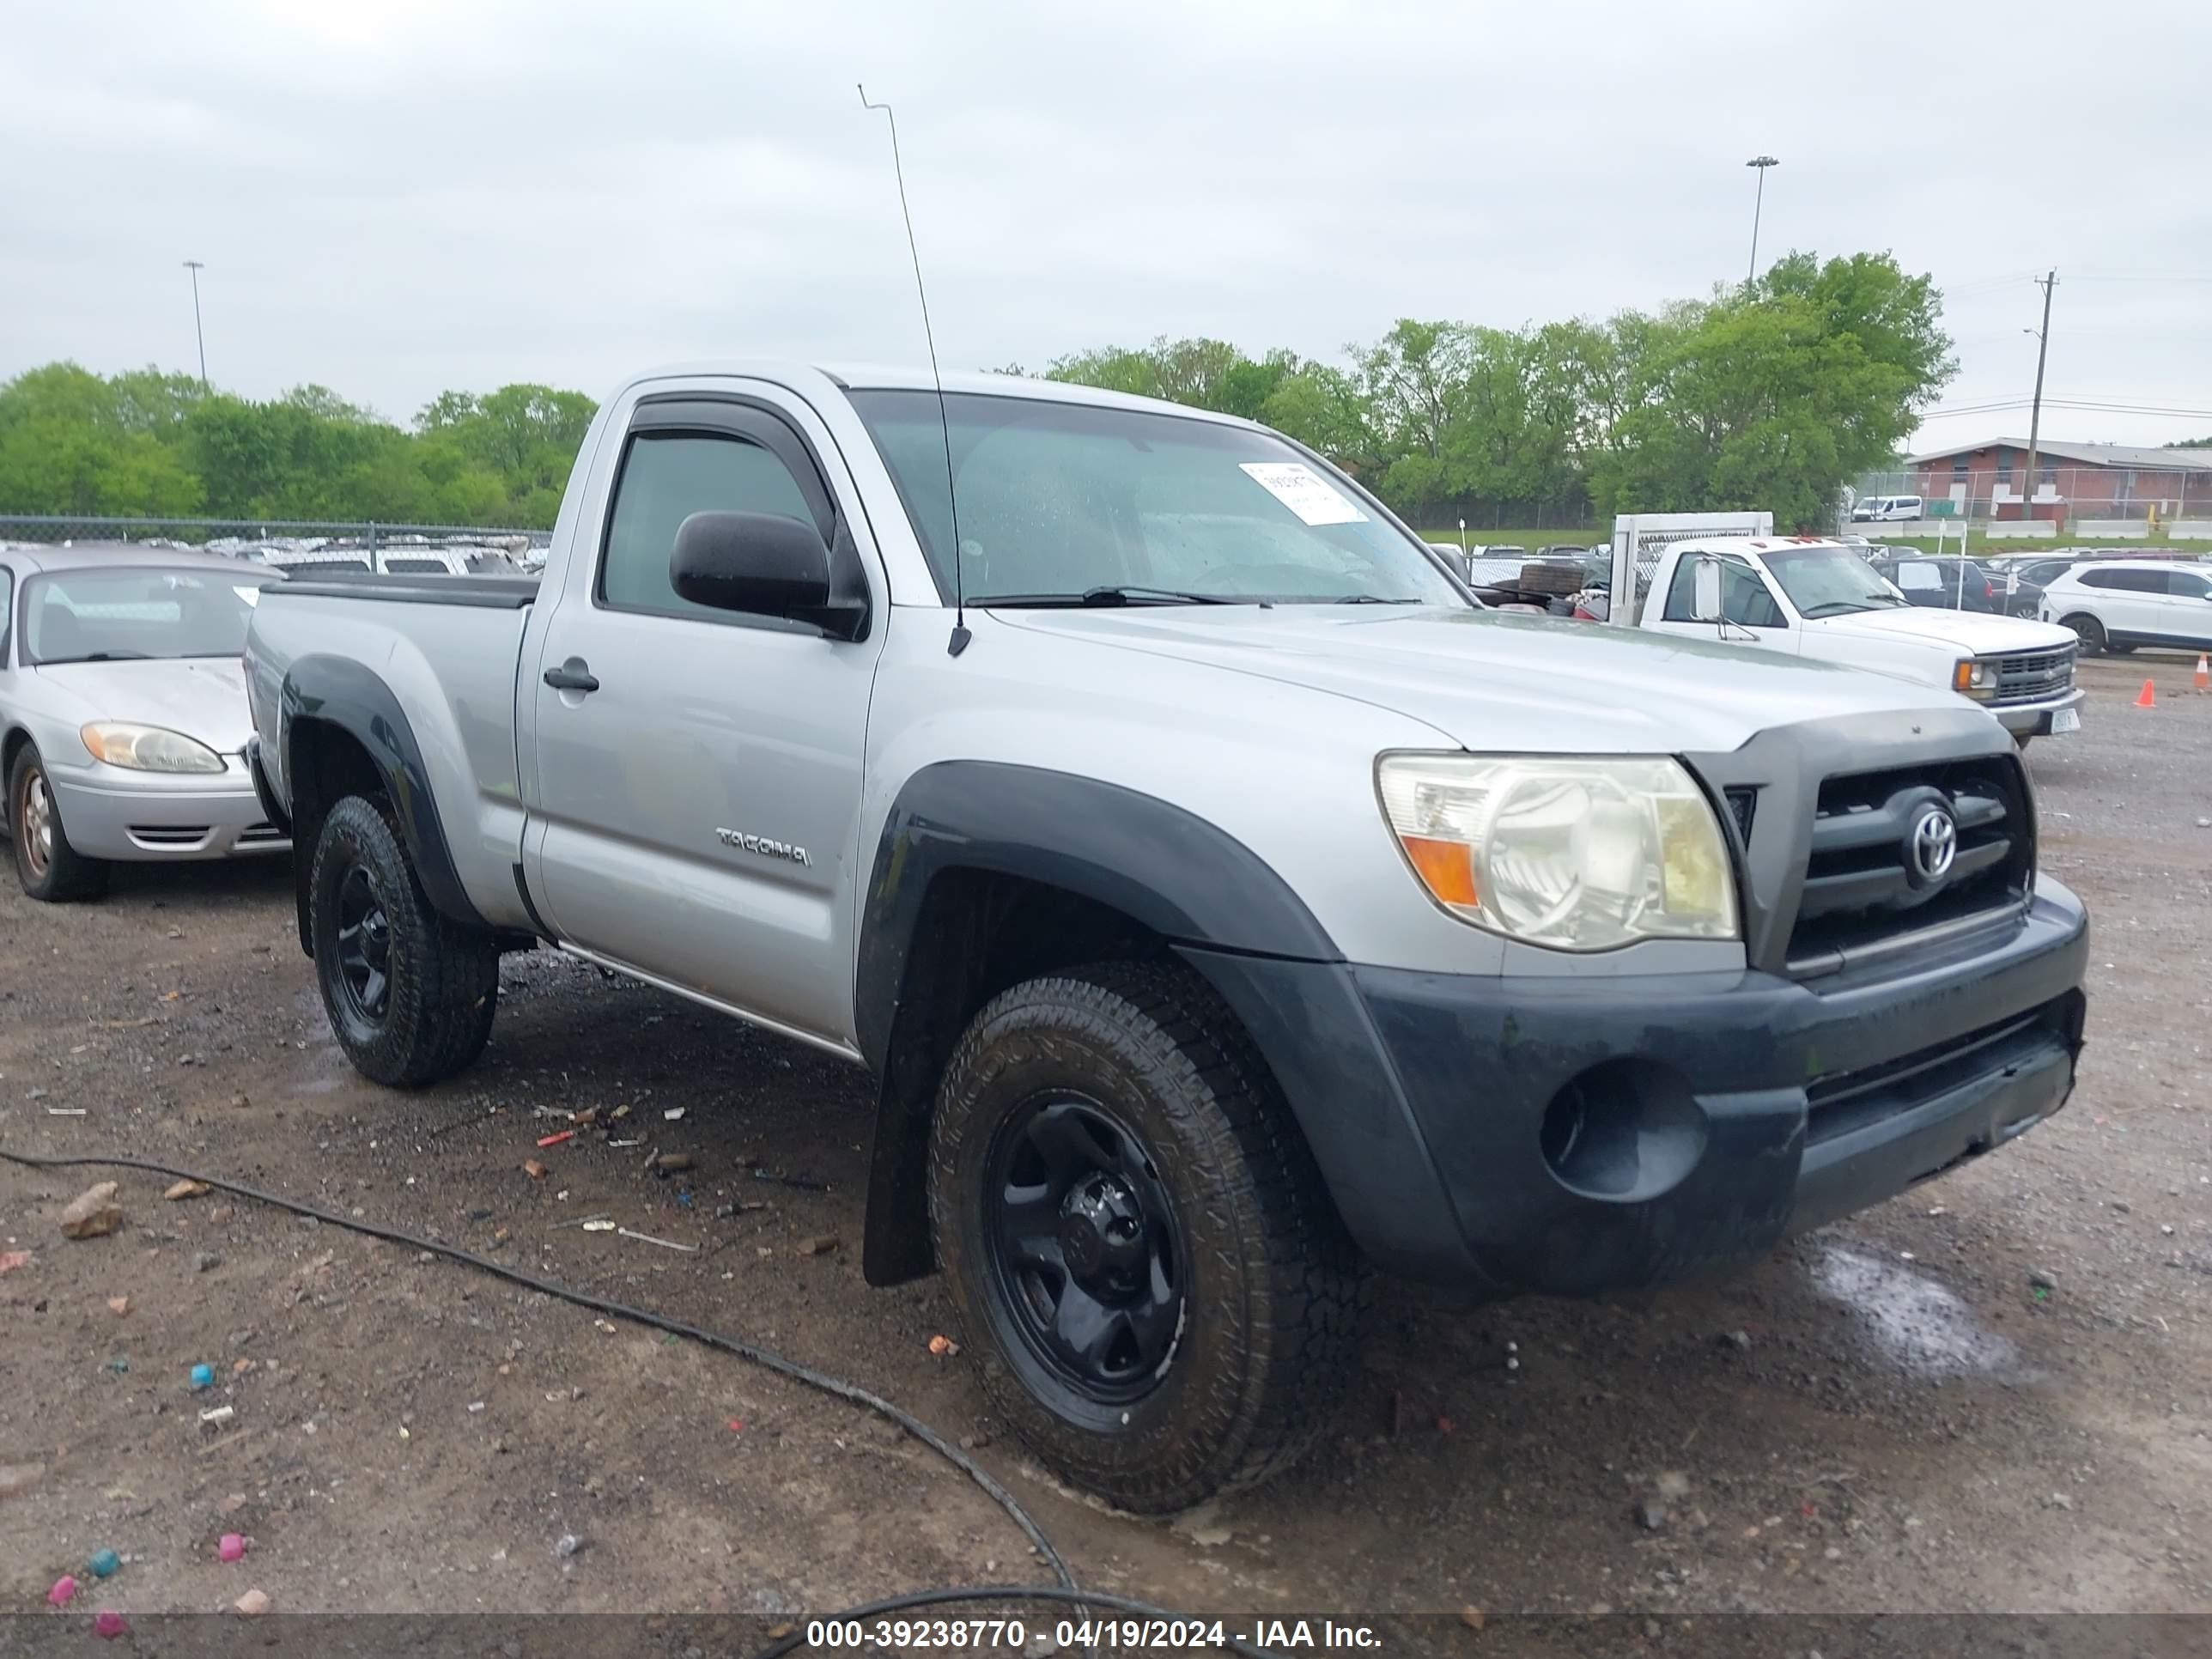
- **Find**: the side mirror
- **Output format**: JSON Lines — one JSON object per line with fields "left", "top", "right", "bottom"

{"left": 670, "top": 511, "right": 866, "bottom": 640}
{"left": 1691, "top": 556, "right": 1723, "bottom": 623}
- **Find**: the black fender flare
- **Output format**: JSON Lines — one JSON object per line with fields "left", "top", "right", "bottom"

{"left": 853, "top": 760, "right": 1342, "bottom": 1284}
{"left": 277, "top": 653, "right": 491, "bottom": 952}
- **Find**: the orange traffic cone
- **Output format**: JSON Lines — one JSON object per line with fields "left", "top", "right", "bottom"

{"left": 2136, "top": 678, "right": 2157, "bottom": 708}
{"left": 2196, "top": 653, "right": 2209, "bottom": 692}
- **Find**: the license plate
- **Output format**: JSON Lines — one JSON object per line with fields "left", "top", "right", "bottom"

{"left": 2051, "top": 708, "right": 2081, "bottom": 735}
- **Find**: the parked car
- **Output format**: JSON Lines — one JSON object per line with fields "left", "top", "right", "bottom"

{"left": 2039, "top": 560, "right": 2212, "bottom": 656}
{"left": 1867, "top": 555, "right": 2042, "bottom": 618}
{"left": 1640, "top": 538, "right": 2083, "bottom": 744}
{"left": 1850, "top": 494, "right": 1925, "bottom": 523}
{"left": 1, "top": 544, "right": 289, "bottom": 900}
{"left": 244, "top": 363, "right": 2089, "bottom": 1512}
{"left": 1987, "top": 555, "right": 2086, "bottom": 592}
{"left": 257, "top": 546, "right": 524, "bottom": 579}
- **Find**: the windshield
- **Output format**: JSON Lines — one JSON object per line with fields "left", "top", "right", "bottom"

{"left": 21, "top": 568, "right": 275, "bottom": 665}
{"left": 849, "top": 391, "right": 1466, "bottom": 606}
{"left": 1761, "top": 548, "right": 1909, "bottom": 617}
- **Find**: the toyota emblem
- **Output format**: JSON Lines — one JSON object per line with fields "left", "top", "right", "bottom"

{"left": 1909, "top": 806, "right": 1958, "bottom": 884}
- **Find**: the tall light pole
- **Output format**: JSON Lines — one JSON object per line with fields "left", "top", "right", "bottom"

{"left": 181, "top": 260, "right": 209, "bottom": 392}
{"left": 1744, "top": 156, "right": 1779, "bottom": 286}
{"left": 2020, "top": 270, "right": 2057, "bottom": 526}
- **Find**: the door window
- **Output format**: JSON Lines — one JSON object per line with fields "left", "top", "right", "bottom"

{"left": 1894, "top": 562, "right": 1942, "bottom": 593}
{"left": 0, "top": 564, "right": 13, "bottom": 665}
{"left": 385, "top": 556, "right": 449, "bottom": 574}
{"left": 1660, "top": 556, "right": 1784, "bottom": 627}
{"left": 2088, "top": 568, "right": 2167, "bottom": 593}
{"left": 2163, "top": 571, "right": 2210, "bottom": 599}
{"left": 599, "top": 431, "right": 817, "bottom": 622}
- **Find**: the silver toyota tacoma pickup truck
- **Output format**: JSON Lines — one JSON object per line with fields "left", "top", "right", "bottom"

{"left": 244, "top": 363, "right": 2089, "bottom": 1511}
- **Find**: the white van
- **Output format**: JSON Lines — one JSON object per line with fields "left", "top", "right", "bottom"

{"left": 1851, "top": 495, "right": 1924, "bottom": 523}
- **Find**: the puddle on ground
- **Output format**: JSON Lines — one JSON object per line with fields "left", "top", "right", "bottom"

{"left": 1812, "top": 1243, "right": 2023, "bottom": 1380}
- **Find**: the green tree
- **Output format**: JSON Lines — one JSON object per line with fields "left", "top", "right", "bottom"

{"left": 1589, "top": 253, "right": 1955, "bottom": 530}
{"left": 0, "top": 363, "right": 204, "bottom": 516}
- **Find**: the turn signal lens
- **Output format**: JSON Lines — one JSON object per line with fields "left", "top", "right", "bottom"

{"left": 1952, "top": 659, "right": 1974, "bottom": 692}
{"left": 1399, "top": 835, "right": 1479, "bottom": 908}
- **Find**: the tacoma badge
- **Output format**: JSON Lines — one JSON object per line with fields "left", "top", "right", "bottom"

{"left": 715, "top": 828, "right": 811, "bottom": 867}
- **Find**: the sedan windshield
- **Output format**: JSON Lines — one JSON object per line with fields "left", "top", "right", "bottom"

{"left": 848, "top": 390, "right": 1466, "bottom": 606}
{"left": 1761, "top": 548, "right": 1910, "bottom": 617}
{"left": 21, "top": 568, "right": 275, "bottom": 665}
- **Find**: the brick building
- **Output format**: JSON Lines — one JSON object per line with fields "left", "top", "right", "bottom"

{"left": 1906, "top": 438, "right": 2212, "bottom": 524}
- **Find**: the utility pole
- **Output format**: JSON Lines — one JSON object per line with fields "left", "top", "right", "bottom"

{"left": 182, "top": 260, "right": 209, "bottom": 392}
{"left": 1745, "top": 156, "right": 1779, "bottom": 286}
{"left": 2021, "top": 270, "right": 2057, "bottom": 525}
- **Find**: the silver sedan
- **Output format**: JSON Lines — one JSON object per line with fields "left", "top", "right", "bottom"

{"left": 1, "top": 544, "right": 289, "bottom": 901}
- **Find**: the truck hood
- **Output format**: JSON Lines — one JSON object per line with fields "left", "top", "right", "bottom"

{"left": 1808, "top": 605, "right": 2075, "bottom": 655}
{"left": 32, "top": 658, "right": 257, "bottom": 753}
{"left": 988, "top": 605, "right": 1963, "bottom": 753}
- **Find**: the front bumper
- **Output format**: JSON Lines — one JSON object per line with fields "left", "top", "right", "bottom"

{"left": 1185, "top": 878, "right": 2087, "bottom": 1296}
{"left": 46, "top": 758, "right": 289, "bottom": 861}
{"left": 1989, "top": 686, "right": 2085, "bottom": 737}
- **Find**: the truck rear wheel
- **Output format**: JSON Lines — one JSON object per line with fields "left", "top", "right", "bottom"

{"left": 308, "top": 794, "right": 498, "bottom": 1088}
{"left": 927, "top": 961, "right": 1364, "bottom": 1513}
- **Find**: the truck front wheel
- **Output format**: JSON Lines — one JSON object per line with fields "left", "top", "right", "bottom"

{"left": 309, "top": 795, "right": 498, "bottom": 1088}
{"left": 928, "top": 961, "right": 1364, "bottom": 1513}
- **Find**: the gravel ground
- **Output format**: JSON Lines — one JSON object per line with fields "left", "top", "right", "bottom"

{"left": 1, "top": 654, "right": 2208, "bottom": 1635}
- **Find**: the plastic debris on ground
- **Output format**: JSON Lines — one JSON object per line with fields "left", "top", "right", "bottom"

{"left": 189, "top": 1363, "right": 215, "bottom": 1390}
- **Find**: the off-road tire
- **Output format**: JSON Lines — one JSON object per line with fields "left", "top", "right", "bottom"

{"left": 8, "top": 744, "right": 107, "bottom": 902}
{"left": 2061, "top": 613, "right": 2106, "bottom": 656}
{"left": 928, "top": 960, "right": 1366, "bottom": 1514}
{"left": 309, "top": 794, "right": 498, "bottom": 1087}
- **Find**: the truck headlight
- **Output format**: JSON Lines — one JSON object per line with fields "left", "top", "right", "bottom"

{"left": 1952, "top": 659, "right": 1998, "bottom": 701}
{"left": 1377, "top": 754, "right": 1738, "bottom": 951}
{"left": 81, "top": 722, "right": 227, "bottom": 775}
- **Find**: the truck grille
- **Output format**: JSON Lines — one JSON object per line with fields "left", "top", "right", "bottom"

{"left": 1991, "top": 646, "right": 2075, "bottom": 707}
{"left": 1785, "top": 756, "right": 2033, "bottom": 975}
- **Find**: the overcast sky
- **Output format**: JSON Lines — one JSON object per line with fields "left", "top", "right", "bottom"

{"left": 5, "top": 0, "right": 2208, "bottom": 451}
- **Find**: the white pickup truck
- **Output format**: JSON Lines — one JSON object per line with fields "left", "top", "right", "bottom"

{"left": 1638, "top": 537, "right": 2086, "bottom": 744}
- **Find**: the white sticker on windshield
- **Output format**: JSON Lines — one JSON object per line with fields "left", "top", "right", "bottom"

{"left": 1239, "top": 462, "right": 1368, "bottom": 526}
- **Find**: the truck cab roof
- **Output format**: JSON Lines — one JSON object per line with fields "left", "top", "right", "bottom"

{"left": 623, "top": 360, "right": 1266, "bottom": 429}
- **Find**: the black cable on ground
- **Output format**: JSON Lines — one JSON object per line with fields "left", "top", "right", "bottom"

{"left": 0, "top": 1148, "right": 1068, "bottom": 1580}
{"left": 0, "top": 1148, "right": 1289, "bottom": 1654}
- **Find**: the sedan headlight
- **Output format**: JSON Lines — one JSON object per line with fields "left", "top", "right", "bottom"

{"left": 1376, "top": 753, "right": 1738, "bottom": 951}
{"left": 81, "top": 722, "right": 227, "bottom": 775}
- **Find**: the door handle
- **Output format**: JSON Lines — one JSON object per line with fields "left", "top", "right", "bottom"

{"left": 543, "top": 659, "right": 599, "bottom": 694}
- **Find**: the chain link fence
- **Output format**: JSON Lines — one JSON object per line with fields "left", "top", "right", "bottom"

{"left": 0, "top": 514, "right": 552, "bottom": 554}
{"left": 1847, "top": 466, "right": 2212, "bottom": 533}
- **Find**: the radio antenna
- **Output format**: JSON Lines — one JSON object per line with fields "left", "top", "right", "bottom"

{"left": 859, "top": 85, "right": 969, "bottom": 656}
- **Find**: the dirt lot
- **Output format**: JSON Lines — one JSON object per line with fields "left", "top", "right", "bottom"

{"left": 3, "top": 655, "right": 2208, "bottom": 1634}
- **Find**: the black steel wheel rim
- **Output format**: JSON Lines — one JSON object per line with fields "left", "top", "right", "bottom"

{"left": 334, "top": 862, "right": 393, "bottom": 1024}
{"left": 983, "top": 1095, "right": 1187, "bottom": 1407}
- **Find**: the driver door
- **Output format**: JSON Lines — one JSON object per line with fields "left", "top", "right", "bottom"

{"left": 1646, "top": 554, "right": 1797, "bottom": 650}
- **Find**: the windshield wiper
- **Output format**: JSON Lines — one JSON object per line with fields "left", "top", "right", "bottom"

{"left": 79, "top": 651, "right": 155, "bottom": 661}
{"left": 976, "top": 586, "right": 1234, "bottom": 608}
{"left": 1328, "top": 594, "right": 1423, "bottom": 605}
{"left": 1797, "top": 601, "right": 1878, "bottom": 618}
